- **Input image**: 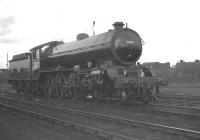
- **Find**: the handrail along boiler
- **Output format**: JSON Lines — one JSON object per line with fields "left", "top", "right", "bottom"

{"left": 8, "top": 22, "right": 154, "bottom": 104}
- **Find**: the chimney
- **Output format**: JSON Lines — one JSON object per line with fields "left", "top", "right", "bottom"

{"left": 112, "top": 22, "right": 124, "bottom": 30}
{"left": 180, "top": 60, "right": 184, "bottom": 63}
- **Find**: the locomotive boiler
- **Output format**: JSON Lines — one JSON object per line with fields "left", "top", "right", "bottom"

{"left": 45, "top": 22, "right": 142, "bottom": 66}
{"left": 8, "top": 22, "right": 155, "bottom": 104}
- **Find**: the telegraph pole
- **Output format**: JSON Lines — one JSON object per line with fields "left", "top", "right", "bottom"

{"left": 6, "top": 53, "right": 8, "bottom": 70}
{"left": 93, "top": 21, "right": 95, "bottom": 36}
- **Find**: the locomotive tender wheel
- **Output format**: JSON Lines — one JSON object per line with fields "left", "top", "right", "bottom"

{"left": 32, "top": 81, "right": 41, "bottom": 95}
{"left": 141, "top": 86, "right": 152, "bottom": 104}
{"left": 16, "top": 81, "right": 24, "bottom": 95}
{"left": 15, "top": 81, "right": 20, "bottom": 94}
{"left": 23, "top": 81, "right": 30, "bottom": 94}
{"left": 12, "top": 81, "right": 18, "bottom": 90}
{"left": 43, "top": 82, "right": 49, "bottom": 97}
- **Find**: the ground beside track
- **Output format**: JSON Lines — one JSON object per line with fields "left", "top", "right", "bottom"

{"left": 0, "top": 107, "right": 102, "bottom": 140}
{"left": 160, "top": 81, "right": 200, "bottom": 96}
{"left": 154, "top": 80, "right": 200, "bottom": 105}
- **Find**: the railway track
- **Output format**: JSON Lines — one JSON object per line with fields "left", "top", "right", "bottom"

{"left": 0, "top": 95, "right": 200, "bottom": 140}
{"left": 130, "top": 102, "right": 200, "bottom": 119}
{"left": 161, "top": 96, "right": 200, "bottom": 105}
{"left": 1, "top": 89, "right": 200, "bottom": 117}
{"left": 1, "top": 90, "right": 200, "bottom": 119}
{"left": 156, "top": 95, "right": 200, "bottom": 106}
{"left": 158, "top": 94, "right": 200, "bottom": 101}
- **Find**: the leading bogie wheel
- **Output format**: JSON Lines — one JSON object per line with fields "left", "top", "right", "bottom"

{"left": 141, "top": 86, "right": 152, "bottom": 104}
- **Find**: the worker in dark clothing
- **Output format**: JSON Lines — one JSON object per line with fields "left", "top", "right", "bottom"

{"left": 136, "top": 62, "right": 159, "bottom": 103}
{"left": 142, "top": 67, "right": 153, "bottom": 77}
{"left": 137, "top": 62, "right": 153, "bottom": 77}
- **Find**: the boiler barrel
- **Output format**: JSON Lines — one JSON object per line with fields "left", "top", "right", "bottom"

{"left": 47, "top": 28, "right": 142, "bottom": 66}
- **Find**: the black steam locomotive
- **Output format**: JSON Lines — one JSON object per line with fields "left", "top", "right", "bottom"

{"left": 8, "top": 22, "right": 157, "bottom": 104}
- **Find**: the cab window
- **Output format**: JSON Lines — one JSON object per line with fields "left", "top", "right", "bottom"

{"left": 32, "top": 49, "right": 40, "bottom": 60}
{"left": 36, "top": 49, "right": 40, "bottom": 59}
{"left": 32, "top": 50, "right": 37, "bottom": 60}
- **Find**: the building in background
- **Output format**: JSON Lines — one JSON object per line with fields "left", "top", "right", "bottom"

{"left": 142, "top": 62, "right": 170, "bottom": 78}
{"left": 174, "top": 60, "right": 200, "bottom": 80}
{"left": 0, "top": 69, "right": 8, "bottom": 73}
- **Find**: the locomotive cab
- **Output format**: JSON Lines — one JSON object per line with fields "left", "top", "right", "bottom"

{"left": 30, "top": 48, "right": 40, "bottom": 75}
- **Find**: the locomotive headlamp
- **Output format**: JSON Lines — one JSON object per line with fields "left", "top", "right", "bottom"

{"left": 121, "top": 91, "right": 126, "bottom": 97}
{"left": 121, "top": 91, "right": 128, "bottom": 103}
{"left": 123, "top": 70, "right": 127, "bottom": 76}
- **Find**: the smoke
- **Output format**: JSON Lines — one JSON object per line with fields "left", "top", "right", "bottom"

{"left": 0, "top": 16, "right": 15, "bottom": 36}
{"left": 0, "top": 16, "right": 19, "bottom": 43}
{"left": 0, "top": 55, "right": 5, "bottom": 68}
{"left": 0, "top": 38, "right": 19, "bottom": 43}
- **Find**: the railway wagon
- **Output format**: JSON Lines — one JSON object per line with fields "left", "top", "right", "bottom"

{"left": 8, "top": 22, "right": 158, "bottom": 104}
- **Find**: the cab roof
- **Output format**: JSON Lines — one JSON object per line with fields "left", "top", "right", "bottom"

{"left": 30, "top": 41, "right": 62, "bottom": 51}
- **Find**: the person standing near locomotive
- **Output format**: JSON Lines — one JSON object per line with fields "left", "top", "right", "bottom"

{"left": 136, "top": 62, "right": 144, "bottom": 94}
{"left": 136, "top": 62, "right": 159, "bottom": 102}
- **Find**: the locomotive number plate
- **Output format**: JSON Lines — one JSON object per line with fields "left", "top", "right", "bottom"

{"left": 125, "top": 40, "right": 135, "bottom": 44}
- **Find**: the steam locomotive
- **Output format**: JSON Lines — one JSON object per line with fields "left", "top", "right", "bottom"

{"left": 8, "top": 22, "right": 157, "bottom": 104}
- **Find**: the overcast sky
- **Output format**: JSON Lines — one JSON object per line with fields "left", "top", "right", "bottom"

{"left": 0, "top": 0, "right": 200, "bottom": 68}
